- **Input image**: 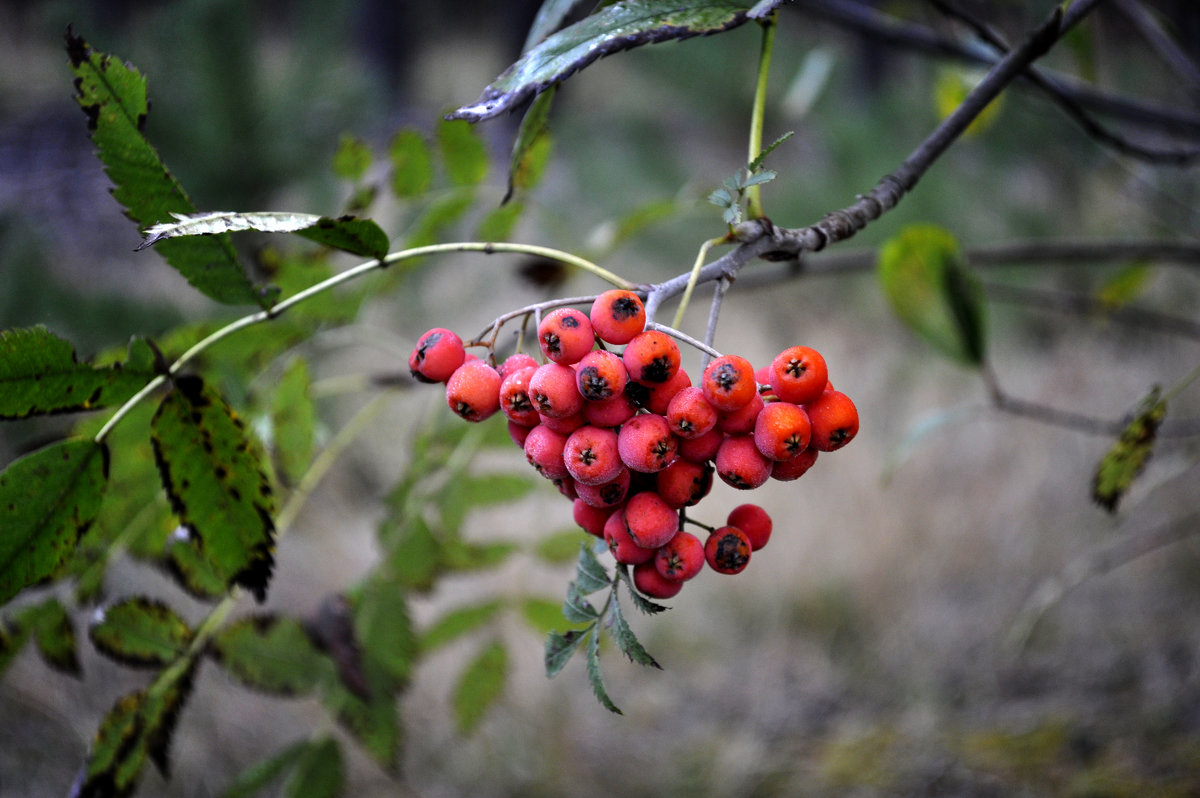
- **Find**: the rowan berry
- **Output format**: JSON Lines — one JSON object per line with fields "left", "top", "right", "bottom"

{"left": 770, "top": 447, "right": 818, "bottom": 481}
{"left": 622, "top": 330, "right": 681, "bottom": 385}
{"left": 445, "top": 360, "right": 501, "bottom": 422}
{"left": 573, "top": 498, "right": 614, "bottom": 538}
{"left": 563, "top": 426, "right": 623, "bottom": 486}
{"left": 716, "top": 392, "right": 765, "bottom": 435}
{"left": 677, "top": 427, "right": 724, "bottom": 464}
{"left": 529, "top": 362, "right": 584, "bottom": 419}
{"left": 603, "top": 507, "right": 655, "bottom": 565}
{"left": 633, "top": 561, "right": 684, "bottom": 599}
{"left": 655, "top": 459, "right": 713, "bottom": 508}
{"left": 498, "top": 352, "right": 539, "bottom": 380}
{"left": 583, "top": 392, "right": 638, "bottom": 428}
{"left": 553, "top": 476, "right": 578, "bottom": 500}
{"left": 575, "top": 349, "right": 628, "bottom": 402}
{"left": 654, "top": 530, "right": 705, "bottom": 582}
{"left": 538, "top": 307, "right": 595, "bottom": 365}
{"left": 701, "top": 354, "right": 757, "bottom": 412}
{"left": 538, "top": 410, "right": 586, "bottom": 435}
{"left": 575, "top": 467, "right": 631, "bottom": 508}
{"left": 768, "top": 346, "right": 828, "bottom": 405}
{"left": 499, "top": 365, "right": 540, "bottom": 426}
{"left": 409, "top": 328, "right": 466, "bottom": 383}
{"left": 523, "top": 423, "right": 569, "bottom": 480}
{"left": 727, "top": 504, "right": 772, "bottom": 551}
{"left": 590, "top": 289, "right": 646, "bottom": 345}
{"left": 714, "top": 434, "right": 772, "bottom": 490}
{"left": 617, "top": 413, "right": 678, "bottom": 473}
{"left": 643, "top": 367, "right": 691, "bottom": 415}
{"left": 623, "top": 490, "right": 679, "bottom": 549}
{"left": 666, "top": 386, "right": 718, "bottom": 439}
{"left": 805, "top": 389, "right": 859, "bottom": 451}
{"left": 705, "top": 526, "right": 752, "bottom": 575}
{"left": 753, "top": 401, "right": 812, "bottom": 461}
{"left": 507, "top": 420, "right": 533, "bottom": 449}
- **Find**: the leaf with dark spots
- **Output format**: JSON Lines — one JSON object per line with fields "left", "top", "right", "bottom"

{"left": 1093, "top": 388, "right": 1167, "bottom": 513}
{"left": 89, "top": 596, "right": 193, "bottom": 668}
{"left": 450, "top": 1, "right": 785, "bottom": 122}
{"left": 151, "top": 378, "right": 276, "bottom": 602}
{"left": 0, "top": 439, "right": 108, "bottom": 606}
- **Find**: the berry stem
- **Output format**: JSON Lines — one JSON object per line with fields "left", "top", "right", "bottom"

{"left": 643, "top": 321, "right": 723, "bottom": 361}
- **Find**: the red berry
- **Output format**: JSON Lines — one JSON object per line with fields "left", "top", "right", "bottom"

{"left": 716, "top": 392, "right": 765, "bottom": 436}
{"left": 590, "top": 289, "right": 646, "bottom": 345}
{"left": 538, "top": 409, "right": 587, "bottom": 435}
{"left": 753, "top": 401, "right": 812, "bottom": 461}
{"left": 507, "top": 420, "right": 533, "bottom": 448}
{"left": 806, "top": 389, "right": 859, "bottom": 451}
{"left": 617, "top": 413, "right": 678, "bottom": 473}
{"left": 563, "top": 426, "right": 623, "bottom": 486}
{"left": 666, "top": 386, "right": 718, "bottom": 439}
{"left": 643, "top": 367, "right": 691, "bottom": 415}
{"left": 677, "top": 427, "right": 724, "bottom": 463}
{"left": 573, "top": 499, "right": 615, "bottom": 538}
{"left": 529, "top": 362, "right": 584, "bottom": 419}
{"left": 575, "top": 468, "right": 631, "bottom": 508}
{"left": 622, "top": 330, "right": 681, "bottom": 385}
{"left": 575, "top": 349, "right": 629, "bottom": 402}
{"left": 701, "top": 354, "right": 757, "bottom": 412}
{"left": 604, "top": 507, "right": 655, "bottom": 565}
{"left": 499, "top": 365, "right": 540, "bottom": 426}
{"left": 445, "top": 360, "right": 501, "bottom": 422}
{"left": 654, "top": 459, "right": 713, "bottom": 508}
{"left": 727, "top": 504, "right": 772, "bottom": 551}
{"left": 623, "top": 491, "right": 679, "bottom": 549}
{"left": 538, "top": 307, "right": 595, "bottom": 365}
{"left": 583, "top": 392, "right": 638, "bottom": 428}
{"left": 771, "top": 447, "right": 818, "bottom": 481}
{"left": 705, "top": 526, "right": 752, "bottom": 574}
{"left": 654, "top": 530, "right": 705, "bottom": 581}
{"left": 768, "top": 346, "right": 828, "bottom": 405}
{"left": 523, "top": 423, "right": 569, "bottom": 480}
{"left": 498, "top": 352, "right": 539, "bottom": 380}
{"left": 633, "top": 560, "right": 684, "bottom": 599}
{"left": 715, "top": 434, "right": 772, "bottom": 490}
{"left": 409, "top": 328, "right": 466, "bottom": 383}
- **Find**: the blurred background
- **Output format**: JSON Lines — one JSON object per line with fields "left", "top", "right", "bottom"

{"left": 2, "top": 0, "right": 1200, "bottom": 795}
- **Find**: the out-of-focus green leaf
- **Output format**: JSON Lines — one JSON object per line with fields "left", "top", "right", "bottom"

{"left": 217, "top": 740, "right": 308, "bottom": 798}
{"left": 419, "top": 600, "right": 506, "bottom": 653}
{"left": 534, "top": 529, "right": 588, "bottom": 564}
{"left": 319, "top": 659, "right": 401, "bottom": 773}
{"left": 521, "top": 596, "right": 587, "bottom": 636}
{"left": 24, "top": 598, "right": 80, "bottom": 675}
{"left": 1097, "top": 263, "right": 1152, "bottom": 309}
{"left": 934, "top": 66, "right": 1004, "bottom": 137}
{"left": 436, "top": 119, "right": 489, "bottom": 187}
{"left": 283, "top": 738, "right": 343, "bottom": 798}
{"left": 504, "top": 87, "right": 556, "bottom": 203}
{"left": 270, "top": 358, "right": 315, "bottom": 486}
{"left": 381, "top": 516, "right": 442, "bottom": 592}
{"left": 0, "top": 438, "right": 108, "bottom": 606}
{"left": 66, "top": 31, "right": 263, "bottom": 307}
{"left": 332, "top": 133, "right": 372, "bottom": 182}
{"left": 389, "top": 127, "right": 434, "bottom": 198}
{"left": 439, "top": 472, "right": 539, "bottom": 535}
{"left": 0, "top": 615, "right": 33, "bottom": 679}
{"left": 403, "top": 192, "right": 474, "bottom": 250}
{"left": 210, "top": 614, "right": 330, "bottom": 696}
{"left": 1093, "top": 388, "right": 1166, "bottom": 513}
{"left": 453, "top": 640, "right": 508, "bottom": 735}
{"left": 475, "top": 201, "right": 525, "bottom": 242}
{"left": 139, "top": 212, "right": 389, "bottom": 260}
{"left": 0, "top": 328, "right": 156, "bottom": 419}
{"left": 877, "top": 225, "right": 987, "bottom": 366}
{"left": 151, "top": 377, "right": 276, "bottom": 601}
{"left": 163, "top": 533, "right": 229, "bottom": 602}
{"left": 353, "top": 573, "right": 417, "bottom": 685}
{"left": 89, "top": 596, "right": 192, "bottom": 668}
{"left": 440, "top": 540, "right": 519, "bottom": 573}
{"left": 450, "top": 0, "right": 785, "bottom": 122}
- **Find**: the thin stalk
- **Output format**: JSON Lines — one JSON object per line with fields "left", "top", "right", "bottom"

{"left": 669, "top": 237, "right": 722, "bottom": 329}
{"left": 745, "top": 11, "right": 778, "bottom": 220}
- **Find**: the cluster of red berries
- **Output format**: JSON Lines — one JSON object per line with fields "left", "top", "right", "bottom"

{"left": 408, "top": 289, "right": 859, "bottom": 599}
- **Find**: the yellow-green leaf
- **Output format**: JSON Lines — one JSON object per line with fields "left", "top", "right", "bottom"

{"left": 453, "top": 639, "right": 508, "bottom": 735}
{"left": 1092, "top": 388, "right": 1166, "bottom": 513}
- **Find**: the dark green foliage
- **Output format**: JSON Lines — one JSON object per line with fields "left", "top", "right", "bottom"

{"left": 210, "top": 614, "right": 330, "bottom": 696}
{"left": 1093, "top": 388, "right": 1167, "bottom": 513}
{"left": 89, "top": 597, "right": 193, "bottom": 668}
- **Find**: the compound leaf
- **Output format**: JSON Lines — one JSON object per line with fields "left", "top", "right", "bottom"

{"left": 1093, "top": 388, "right": 1167, "bottom": 513}
{"left": 0, "top": 328, "right": 156, "bottom": 419}
{"left": 210, "top": 614, "right": 330, "bottom": 696}
{"left": 450, "top": 0, "right": 785, "bottom": 122}
{"left": 89, "top": 596, "right": 193, "bottom": 668}
{"left": 151, "top": 376, "right": 276, "bottom": 601}
{"left": 453, "top": 639, "right": 508, "bottom": 735}
{"left": 66, "top": 30, "right": 263, "bottom": 307}
{"left": 0, "top": 438, "right": 108, "bottom": 606}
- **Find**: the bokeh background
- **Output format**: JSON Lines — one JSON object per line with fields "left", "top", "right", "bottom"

{"left": 2, "top": 1, "right": 1200, "bottom": 795}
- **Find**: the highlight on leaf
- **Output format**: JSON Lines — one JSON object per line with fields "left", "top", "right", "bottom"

{"left": 138, "top": 211, "right": 390, "bottom": 260}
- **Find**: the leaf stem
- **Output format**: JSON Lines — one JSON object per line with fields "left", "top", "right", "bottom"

{"left": 745, "top": 10, "right": 778, "bottom": 220}
{"left": 669, "top": 237, "right": 723, "bottom": 329}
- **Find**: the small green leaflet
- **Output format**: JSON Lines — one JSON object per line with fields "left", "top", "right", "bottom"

{"left": 0, "top": 438, "right": 109, "bottom": 606}
{"left": 332, "top": 133, "right": 373, "bottom": 182}
{"left": 8, "top": 598, "right": 81, "bottom": 676}
{"left": 1092, "top": 388, "right": 1167, "bottom": 513}
{"left": 453, "top": 639, "right": 509, "bottom": 735}
{"left": 151, "top": 376, "right": 276, "bottom": 602}
{"left": 609, "top": 597, "right": 661, "bottom": 669}
{"left": 217, "top": 741, "right": 309, "bottom": 798}
{"left": 352, "top": 573, "right": 417, "bottom": 685}
{"left": 283, "top": 738, "right": 343, "bottom": 798}
{"left": 450, "top": 0, "right": 787, "bottom": 122}
{"left": 138, "top": 211, "right": 390, "bottom": 260}
{"left": 0, "top": 328, "right": 156, "bottom": 419}
{"left": 545, "top": 627, "right": 590, "bottom": 678}
{"left": 575, "top": 541, "right": 612, "bottom": 594}
{"left": 523, "top": 0, "right": 591, "bottom": 51}
{"left": 89, "top": 596, "right": 194, "bottom": 668}
{"left": 66, "top": 30, "right": 264, "bottom": 307}
{"left": 389, "top": 127, "right": 434, "bottom": 198}
{"left": 562, "top": 581, "right": 600, "bottom": 623}
{"left": 270, "top": 358, "right": 316, "bottom": 486}
{"left": 504, "top": 87, "right": 556, "bottom": 204}
{"left": 436, "top": 119, "right": 489, "bottom": 188}
{"left": 585, "top": 627, "right": 622, "bottom": 714}
{"left": 210, "top": 614, "right": 330, "bottom": 696}
{"left": 418, "top": 600, "right": 506, "bottom": 654}
{"left": 877, "top": 224, "right": 987, "bottom": 366}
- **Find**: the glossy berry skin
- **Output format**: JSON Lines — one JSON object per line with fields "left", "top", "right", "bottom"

{"left": 445, "top": 360, "right": 501, "bottom": 422}
{"left": 563, "top": 426, "right": 623, "bottom": 486}
{"left": 769, "top": 346, "right": 828, "bottom": 405}
{"left": 590, "top": 289, "right": 646, "bottom": 345}
{"left": 538, "top": 308, "right": 595, "bottom": 365}
{"left": 617, "top": 413, "right": 678, "bottom": 473}
{"left": 623, "top": 490, "right": 679, "bottom": 549}
{"left": 715, "top": 434, "right": 772, "bottom": 490}
{"left": 666, "top": 386, "right": 718, "bottom": 439}
{"left": 753, "top": 401, "right": 812, "bottom": 461}
{"left": 575, "top": 349, "right": 628, "bottom": 402}
{"left": 622, "top": 330, "right": 681, "bottom": 386}
{"left": 523, "top": 423, "right": 569, "bottom": 480}
{"left": 805, "top": 389, "right": 860, "bottom": 451}
{"left": 727, "top": 504, "right": 772, "bottom": 551}
{"left": 655, "top": 459, "right": 713, "bottom": 509}
{"left": 409, "top": 328, "right": 466, "bottom": 383}
{"left": 655, "top": 530, "right": 705, "bottom": 582}
{"left": 701, "top": 354, "right": 757, "bottom": 412}
{"left": 498, "top": 365, "right": 540, "bottom": 426}
{"left": 705, "top": 526, "right": 752, "bottom": 575}
{"left": 633, "top": 561, "right": 684, "bottom": 599}
{"left": 604, "top": 508, "right": 656, "bottom": 565}
{"left": 573, "top": 498, "right": 615, "bottom": 538}
{"left": 771, "top": 447, "right": 818, "bottom": 481}
{"left": 529, "top": 362, "right": 584, "bottom": 419}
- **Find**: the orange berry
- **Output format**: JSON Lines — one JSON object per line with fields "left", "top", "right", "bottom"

{"left": 409, "top": 328, "right": 466, "bottom": 383}
{"left": 654, "top": 530, "right": 705, "bottom": 581}
{"left": 705, "top": 526, "right": 751, "bottom": 574}
{"left": 622, "top": 330, "right": 681, "bottom": 385}
{"left": 538, "top": 307, "right": 595, "bottom": 365}
{"left": 701, "top": 354, "right": 757, "bottom": 412}
{"left": 575, "top": 349, "right": 628, "bottom": 401}
{"left": 768, "top": 346, "right": 828, "bottom": 405}
{"left": 617, "top": 413, "right": 678, "bottom": 473}
{"left": 753, "top": 401, "right": 812, "bottom": 461}
{"left": 590, "top": 289, "right": 646, "bottom": 345}
{"left": 806, "top": 389, "right": 859, "bottom": 451}
{"left": 445, "top": 360, "right": 501, "bottom": 422}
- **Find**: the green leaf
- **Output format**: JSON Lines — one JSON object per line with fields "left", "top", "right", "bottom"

{"left": 403, "top": 192, "right": 475, "bottom": 250}
{"left": 1092, "top": 388, "right": 1167, "bottom": 513}
{"left": 284, "top": 738, "right": 343, "bottom": 798}
{"left": 0, "top": 438, "right": 108, "bottom": 606}
{"left": 0, "top": 328, "right": 156, "bottom": 419}
{"left": 439, "top": 472, "right": 539, "bottom": 534}
{"left": 270, "top": 358, "right": 316, "bottom": 486}
{"left": 0, "top": 616, "right": 33, "bottom": 679}
{"left": 436, "top": 118, "right": 489, "bottom": 187}
{"left": 332, "top": 133, "right": 373, "bottom": 182}
{"left": 25, "top": 598, "right": 81, "bottom": 675}
{"left": 389, "top": 127, "right": 434, "bottom": 198}
{"left": 877, "top": 225, "right": 987, "bottom": 366}
{"left": 319, "top": 659, "right": 401, "bottom": 773}
{"left": 746, "top": 130, "right": 794, "bottom": 172}
{"left": 574, "top": 542, "right": 611, "bottom": 594}
{"left": 139, "top": 211, "right": 390, "bottom": 260}
{"left": 1097, "top": 263, "right": 1152, "bottom": 309}
{"left": 544, "top": 626, "right": 590, "bottom": 678}
{"left": 151, "top": 376, "right": 276, "bottom": 601}
{"left": 521, "top": 597, "right": 580, "bottom": 636}
{"left": 66, "top": 30, "right": 263, "bottom": 307}
{"left": 217, "top": 740, "right": 309, "bottom": 798}
{"left": 934, "top": 66, "right": 1004, "bottom": 137}
{"left": 419, "top": 600, "right": 505, "bottom": 653}
{"left": 523, "top": 0, "right": 591, "bottom": 51}
{"left": 534, "top": 529, "right": 589, "bottom": 564}
{"left": 453, "top": 640, "right": 508, "bottom": 735}
{"left": 504, "top": 87, "right": 556, "bottom": 203}
{"left": 163, "top": 533, "right": 230, "bottom": 602}
{"left": 89, "top": 596, "right": 193, "bottom": 668}
{"left": 475, "top": 200, "right": 525, "bottom": 242}
{"left": 616, "top": 566, "right": 669, "bottom": 615}
{"left": 585, "top": 627, "right": 622, "bottom": 714}
{"left": 450, "top": 0, "right": 785, "bottom": 122}
{"left": 609, "top": 595, "right": 661, "bottom": 669}
{"left": 441, "top": 540, "right": 519, "bottom": 573}
{"left": 210, "top": 614, "right": 330, "bottom": 696}
{"left": 382, "top": 516, "right": 442, "bottom": 592}
{"left": 562, "top": 582, "right": 599, "bottom": 623}
{"left": 353, "top": 573, "right": 417, "bottom": 685}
